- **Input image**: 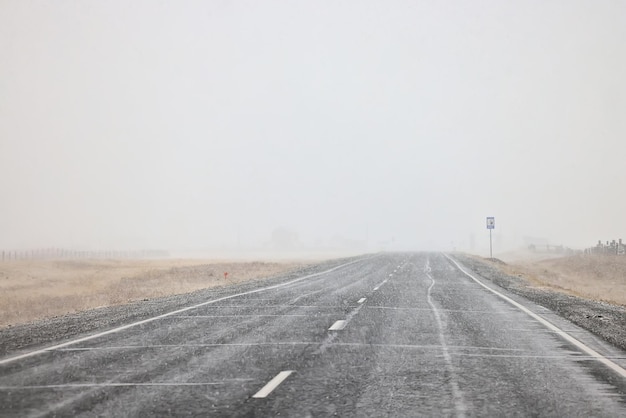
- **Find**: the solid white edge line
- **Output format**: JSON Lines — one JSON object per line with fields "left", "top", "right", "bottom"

{"left": 252, "top": 370, "right": 293, "bottom": 398}
{"left": 357, "top": 298, "right": 366, "bottom": 304}
{"left": 0, "top": 256, "right": 375, "bottom": 366}
{"left": 444, "top": 253, "right": 626, "bottom": 379}
{"left": 329, "top": 320, "right": 347, "bottom": 331}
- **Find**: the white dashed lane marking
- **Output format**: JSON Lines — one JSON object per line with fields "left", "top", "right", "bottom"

{"left": 329, "top": 320, "right": 347, "bottom": 331}
{"left": 252, "top": 371, "right": 294, "bottom": 399}
{"left": 373, "top": 278, "right": 388, "bottom": 291}
{"left": 357, "top": 298, "right": 366, "bottom": 304}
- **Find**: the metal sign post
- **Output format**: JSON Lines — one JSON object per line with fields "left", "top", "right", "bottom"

{"left": 486, "top": 217, "right": 495, "bottom": 259}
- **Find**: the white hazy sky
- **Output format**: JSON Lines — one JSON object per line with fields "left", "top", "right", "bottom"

{"left": 1, "top": 0, "right": 625, "bottom": 253}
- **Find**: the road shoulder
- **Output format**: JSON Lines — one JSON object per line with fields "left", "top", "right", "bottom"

{"left": 0, "top": 255, "right": 366, "bottom": 359}
{"left": 451, "top": 253, "right": 626, "bottom": 352}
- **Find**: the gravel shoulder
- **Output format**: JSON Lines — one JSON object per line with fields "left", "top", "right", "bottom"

{"left": 452, "top": 253, "right": 626, "bottom": 352}
{"left": 0, "top": 255, "right": 367, "bottom": 358}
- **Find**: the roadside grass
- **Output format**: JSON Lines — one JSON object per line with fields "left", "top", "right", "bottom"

{"left": 0, "top": 259, "right": 304, "bottom": 328}
{"left": 473, "top": 254, "right": 626, "bottom": 306}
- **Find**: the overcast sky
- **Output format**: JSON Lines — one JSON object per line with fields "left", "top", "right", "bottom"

{"left": 1, "top": 0, "right": 625, "bottom": 254}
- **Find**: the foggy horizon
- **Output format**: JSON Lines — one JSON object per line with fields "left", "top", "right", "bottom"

{"left": 2, "top": 1, "right": 625, "bottom": 255}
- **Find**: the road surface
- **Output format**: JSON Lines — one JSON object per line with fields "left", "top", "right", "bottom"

{"left": 1, "top": 253, "right": 625, "bottom": 416}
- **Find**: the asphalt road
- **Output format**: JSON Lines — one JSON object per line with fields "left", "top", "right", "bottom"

{"left": 1, "top": 253, "right": 625, "bottom": 417}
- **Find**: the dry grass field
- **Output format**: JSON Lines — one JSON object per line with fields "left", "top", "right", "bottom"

{"left": 0, "top": 259, "right": 304, "bottom": 328}
{"left": 484, "top": 253, "right": 626, "bottom": 306}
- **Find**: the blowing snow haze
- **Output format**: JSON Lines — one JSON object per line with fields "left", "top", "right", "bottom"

{"left": 1, "top": 1, "right": 625, "bottom": 255}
